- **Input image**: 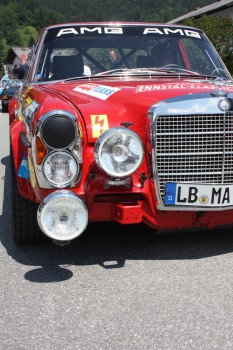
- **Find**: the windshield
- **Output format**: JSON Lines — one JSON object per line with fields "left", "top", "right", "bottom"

{"left": 33, "top": 24, "right": 232, "bottom": 82}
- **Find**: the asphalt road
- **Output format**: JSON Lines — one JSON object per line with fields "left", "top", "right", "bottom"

{"left": 1, "top": 105, "right": 233, "bottom": 350}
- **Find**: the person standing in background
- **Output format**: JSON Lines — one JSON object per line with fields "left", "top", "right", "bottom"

{"left": 18, "top": 63, "right": 27, "bottom": 79}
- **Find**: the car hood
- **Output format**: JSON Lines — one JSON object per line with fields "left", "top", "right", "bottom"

{"left": 41, "top": 77, "right": 233, "bottom": 142}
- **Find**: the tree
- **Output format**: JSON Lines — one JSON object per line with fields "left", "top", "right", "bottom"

{"left": 33, "top": 6, "right": 66, "bottom": 30}
{"left": 183, "top": 15, "right": 233, "bottom": 75}
{"left": 29, "top": 36, "right": 35, "bottom": 47}
{"left": 0, "top": 7, "right": 21, "bottom": 46}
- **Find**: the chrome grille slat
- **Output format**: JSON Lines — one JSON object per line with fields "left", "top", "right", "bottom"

{"left": 155, "top": 114, "right": 233, "bottom": 200}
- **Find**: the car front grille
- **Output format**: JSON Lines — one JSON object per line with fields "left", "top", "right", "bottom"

{"left": 155, "top": 114, "right": 233, "bottom": 200}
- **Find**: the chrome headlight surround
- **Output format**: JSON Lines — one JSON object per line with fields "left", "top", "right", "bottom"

{"left": 32, "top": 110, "right": 83, "bottom": 189}
{"left": 94, "top": 127, "right": 144, "bottom": 178}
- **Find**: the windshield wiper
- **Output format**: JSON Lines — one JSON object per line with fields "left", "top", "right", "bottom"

{"left": 63, "top": 68, "right": 171, "bottom": 81}
{"left": 97, "top": 67, "right": 174, "bottom": 75}
{"left": 96, "top": 67, "right": 204, "bottom": 76}
{"left": 157, "top": 66, "right": 201, "bottom": 75}
{"left": 62, "top": 67, "right": 230, "bottom": 82}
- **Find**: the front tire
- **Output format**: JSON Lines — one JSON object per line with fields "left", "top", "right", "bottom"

{"left": 11, "top": 152, "right": 45, "bottom": 243}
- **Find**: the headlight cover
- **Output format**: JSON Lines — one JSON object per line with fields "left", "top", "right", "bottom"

{"left": 43, "top": 151, "right": 79, "bottom": 187}
{"left": 94, "top": 127, "right": 144, "bottom": 177}
{"left": 41, "top": 112, "right": 77, "bottom": 149}
{"left": 37, "top": 190, "right": 88, "bottom": 241}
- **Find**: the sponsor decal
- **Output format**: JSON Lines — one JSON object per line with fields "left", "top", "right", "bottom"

{"left": 57, "top": 27, "right": 123, "bottom": 37}
{"left": 56, "top": 27, "right": 201, "bottom": 39}
{"left": 22, "top": 87, "right": 32, "bottom": 98}
{"left": 24, "top": 100, "right": 40, "bottom": 125}
{"left": 74, "top": 83, "right": 120, "bottom": 100}
{"left": 18, "top": 154, "right": 29, "bottom": 179}
{"left": 25, "top": 96, "right": 33, "bottom": 105}
{"left": 143, "top": 28, "right": 201, "bottom": 39}
{"left": 28, "top": 156, "right": 36, "bottom": 188}
{"left": 91, "top": 114, "right": 109, "bottom": 138}
{"left": 136, "top": 83, "right": 233, "bottom": 93}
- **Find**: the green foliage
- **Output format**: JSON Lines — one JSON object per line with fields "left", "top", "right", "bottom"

{"left": 0, "top": 6, "right": 21, "bottom": 45}
{"left": 17, "top": 26, "right": 38, "bottom": 47}
{"left": 37, "top": 0, "right": 214, "bottom": 23}
{"left": 33, "top": 7, "right": 66, "bottom": 30}
{"left": 183, "top": 16, "right": 233, "bottom": 75}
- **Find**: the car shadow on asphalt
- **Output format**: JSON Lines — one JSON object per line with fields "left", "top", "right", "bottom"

{"left": 1, "top": 154, "right": 233, "bottom": 283}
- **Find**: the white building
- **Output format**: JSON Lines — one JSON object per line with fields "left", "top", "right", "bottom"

{"left": 4, "top": 47, "right": 31, "bottom": 74}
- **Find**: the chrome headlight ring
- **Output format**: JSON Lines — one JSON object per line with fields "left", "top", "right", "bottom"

{"left": 94, "top": 127, "right": 144, "bottom": 178}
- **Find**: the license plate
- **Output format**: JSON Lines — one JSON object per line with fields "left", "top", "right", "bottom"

{"left": 164, "top": 182, "right": 232, "bottom": 207}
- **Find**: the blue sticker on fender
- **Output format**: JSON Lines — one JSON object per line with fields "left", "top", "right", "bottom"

{"left": 18, "top": 155, "right": 29, "bottom": 179}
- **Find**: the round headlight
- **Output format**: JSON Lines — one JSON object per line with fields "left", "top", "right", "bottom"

{"left": 43, "top": 151, "right": 78, "bottom": 187}
{"left": 94, "top": 127, "right": 144, "bottom": 177}
{"left": 38, "top": 191, "right": 88, "bottom": 241}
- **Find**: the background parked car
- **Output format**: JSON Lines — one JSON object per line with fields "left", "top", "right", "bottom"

{"left": 1, "top": 79, "right": 22, "bottom": 113}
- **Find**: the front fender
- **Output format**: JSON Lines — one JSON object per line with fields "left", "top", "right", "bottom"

{"left": 10, "top": 119, "right": 36, "bottom": 201}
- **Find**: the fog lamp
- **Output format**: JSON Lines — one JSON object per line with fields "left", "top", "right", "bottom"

{"left": 37, "top": 191, "right": 88, "bottom": 241}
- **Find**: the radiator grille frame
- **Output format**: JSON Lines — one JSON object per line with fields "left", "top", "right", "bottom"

{"left": 153, "top": 110, "right": 233, "bottom": 211}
